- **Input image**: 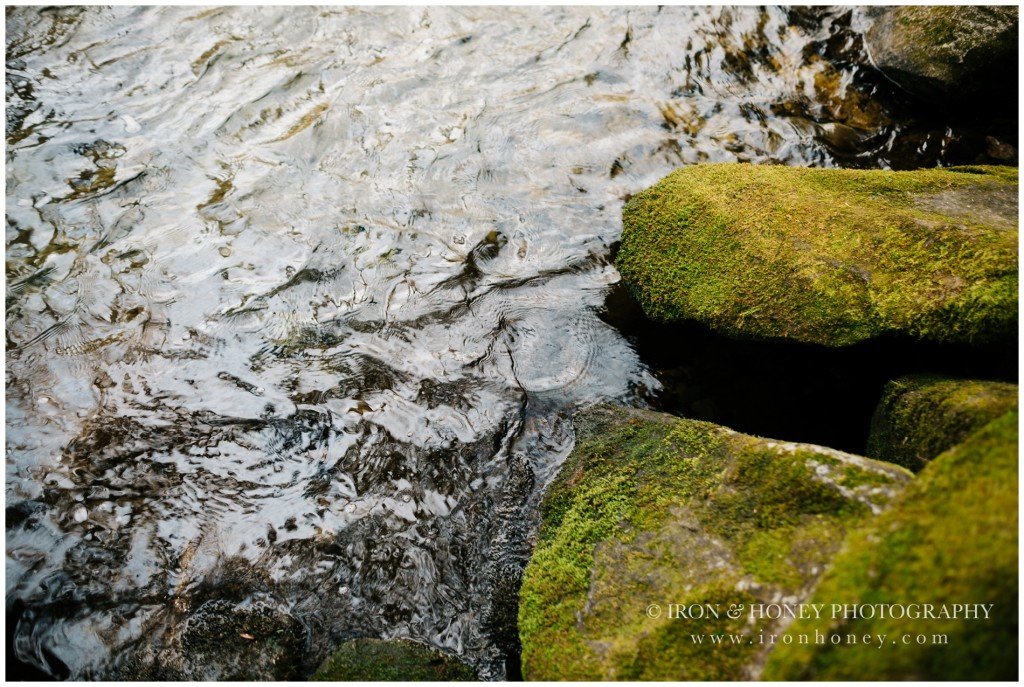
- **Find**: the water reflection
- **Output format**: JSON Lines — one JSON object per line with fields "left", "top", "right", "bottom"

{"left": 5, "top": 5, "right": 1006, "bottom": 679}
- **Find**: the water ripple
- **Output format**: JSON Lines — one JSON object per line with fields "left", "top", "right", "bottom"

{"left": 6, "top": 5, "right": 945, "bottom": 679}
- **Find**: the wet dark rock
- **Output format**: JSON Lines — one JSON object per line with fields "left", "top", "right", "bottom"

{"left": 987, "top": 135, "right": 1018, "bottom": 161}
{"left": 311, "top": 638, "right": 476, "bottom": 681}
{"left": 862, "top": 6, "right": 1019, "bottom": 102}
{"left": 115, "top": 598, "right": 308, "bottom": 681}
{"left": 106, "top": 557, "right": 311, "bottom": 680}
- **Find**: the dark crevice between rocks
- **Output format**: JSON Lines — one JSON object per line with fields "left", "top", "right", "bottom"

{"left": 860, "top": 80, "right": 1019, "bottom": 171}
{"left": 601, "top": 281, "right": 1018, "bottom": 455}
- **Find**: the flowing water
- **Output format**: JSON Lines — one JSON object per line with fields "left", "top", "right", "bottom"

{"left": 4, "top": 5, "right": 1010, "bottom": 680}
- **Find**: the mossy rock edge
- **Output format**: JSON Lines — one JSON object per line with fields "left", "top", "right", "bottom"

{"left": 764, "top": 409, "right": 1019, "bottom": 680}
{"left": 617, "top": 163, "right": 1018, "bottom": 347}
{"left": 311, "top": 638, "right": 476, "bottom": 681}
{"left": 518, "top": 404, "right": 911, "bottom": 680}
{"left": 867, "top": 375, "right": 1018, "bottom": 471}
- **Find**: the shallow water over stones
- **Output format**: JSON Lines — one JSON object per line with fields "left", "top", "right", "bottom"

{"left": 4, "top": 6, "right": 1014, "bottom": 679}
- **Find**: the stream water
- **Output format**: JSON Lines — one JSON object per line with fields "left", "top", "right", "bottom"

{"left": 5, "top": 5, "right": 1015, "bottom": 680}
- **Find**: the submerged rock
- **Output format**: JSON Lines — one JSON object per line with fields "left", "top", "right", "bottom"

{"left": 764, "top": 410, "right": 1018, "bottom": 680}
{"left": 517, "top": 405, "right": 910, "bottom": 680}
{"left": 867, "top": 375, "right": 1018, "bottom": 471}
{"left": 115, "top": 598, "right": 308, "bottom": 681}
{"left": 862, "top": 6, "right": 1019, "bottom": 101}
{"left": 311, "top": 638, "right": 476, "bottom": 681}
{"left": 617, "top": 163, "right": 1018, "bottom": 347}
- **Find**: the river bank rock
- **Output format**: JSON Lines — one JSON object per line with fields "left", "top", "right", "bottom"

{"left": 617, "top": 163, "right": 1018, "bottom": 347}
{"left": 517, "top": 405, "right": 910, "bottom": 680}
{"left": 867, "top": 375, "right": 1018, "bottom": 471}
{"left": 764, "top": 409, "right": 1018, "bottom": 680}
{"left": 861, "top": 6, "right": 1018, "bottom": 101}
{"left": 311, "top": 638, "right": 476, "bottom": 681}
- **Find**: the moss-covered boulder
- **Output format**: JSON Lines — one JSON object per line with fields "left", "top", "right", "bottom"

{"left": 311, "top": 638, "right": 476, "bottom": 681}
{"left": 764, "top": 410, "right": 1018, "bottom": 680}
{"left": 617, "top": 163, "right": 1018, "bottom": 347}
{"left": 518, "top": 405, "right": 910, "bottom": 680}
{"left": 867, "top": 375, "right": 1018, "bottom": 471}
{"left": 862, "top": 6, "right": 1019, "bottom": 100}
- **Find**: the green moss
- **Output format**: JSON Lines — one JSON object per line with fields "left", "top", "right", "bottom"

{"left": 311, "top": 638, "right": 475, "bottom": 681}
{"left": 518, "top": 405, "right": 910, "bottom": 680}
{"left": 617, "top": 163, "right": 1018, "bottom": 346}
{"left": 764, "top": 410, "right": 1018, "bottom": 680}
{"left": 868, "top": 375, "right": 1018, "bottom": 471}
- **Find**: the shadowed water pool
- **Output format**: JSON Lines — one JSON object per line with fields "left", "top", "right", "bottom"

{"left": 5, "top": 5, "right": 1010, "bottom": 680}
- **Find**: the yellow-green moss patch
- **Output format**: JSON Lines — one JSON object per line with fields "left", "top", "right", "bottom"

{"left": 764, "top": 410, "right": 1018, "bottom": 680}
{"left": 617, "top": 163, "right": 1018, "bottom": 346}
{"left": 518, "top": 405, "right": 910, "bottom": 680}
{"left": 867, "top": 375, "right": 1018, "bottom": 471}
{"left": 311, "top": 638, "right": 475, "bottom": 681}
